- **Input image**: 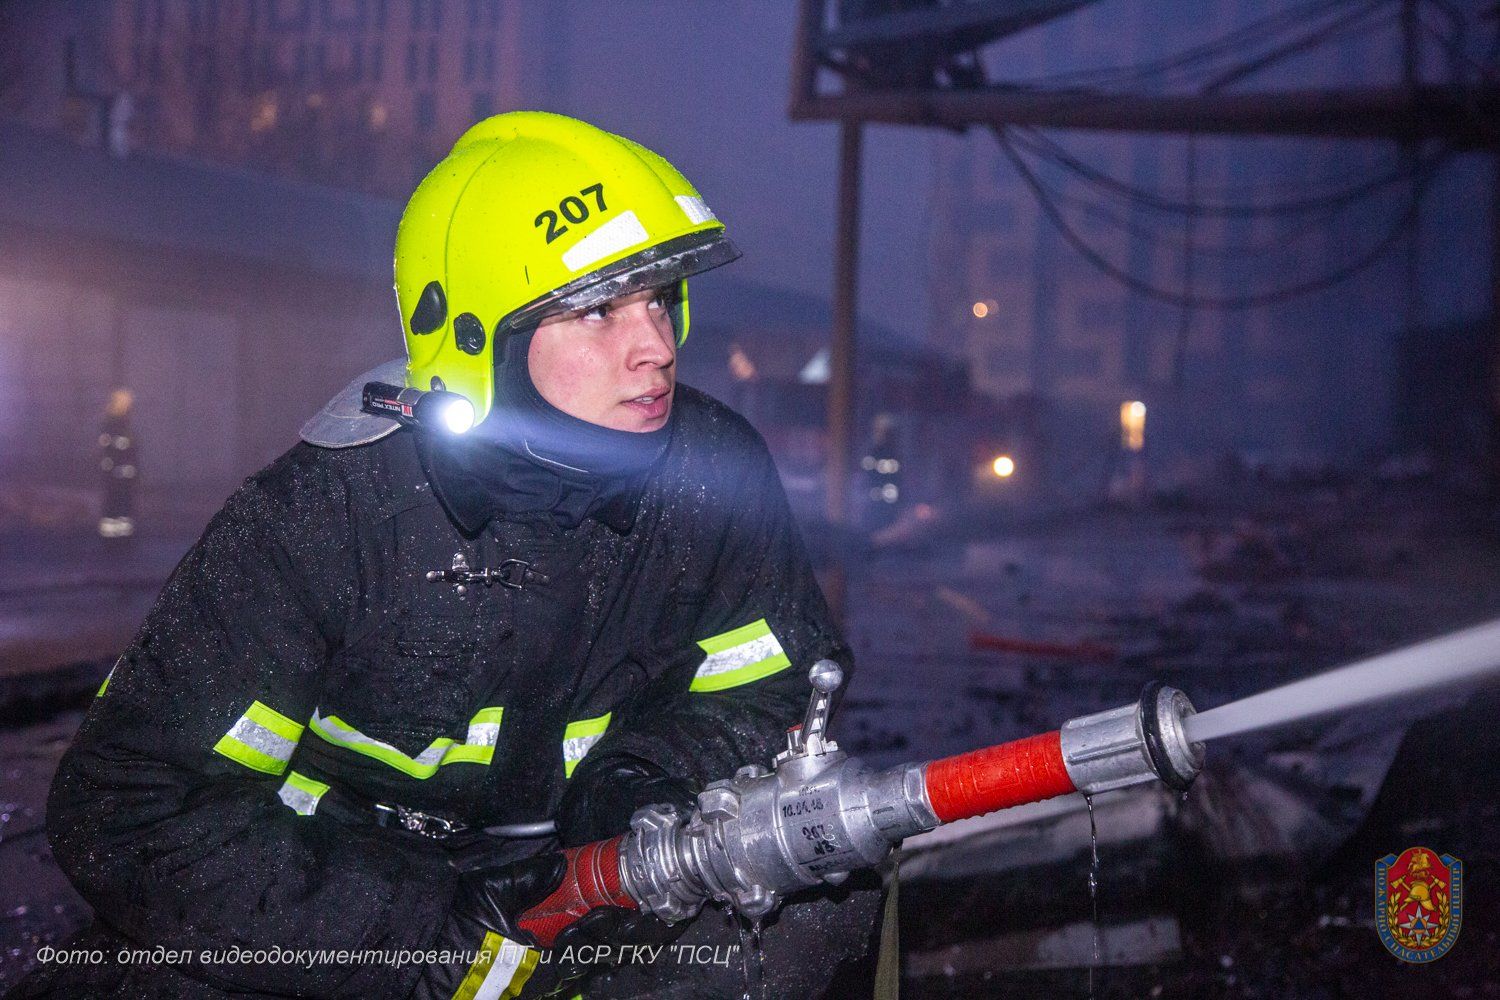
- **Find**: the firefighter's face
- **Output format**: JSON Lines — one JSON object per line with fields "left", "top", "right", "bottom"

{"left": 530, "top": 287, "right": 677, "bottom": 432}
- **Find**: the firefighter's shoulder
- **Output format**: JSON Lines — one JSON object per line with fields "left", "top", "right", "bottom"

{"left": 232, "top": 425, "right": 425, "bottom": 536}
{"left": 668, "top": 383, "right": 773, "bottom": 466}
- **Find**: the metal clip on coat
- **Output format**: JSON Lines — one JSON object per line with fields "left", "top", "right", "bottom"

{"left": 517, "top": 665, "right": 1206, "bottom": 946}
{"left": 425, "top": 553, "right": 535, "bottom": 595}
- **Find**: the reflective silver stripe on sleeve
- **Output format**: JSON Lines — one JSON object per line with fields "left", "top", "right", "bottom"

{"left": 562, "top": 732, "right": 603, "bottom": 764}
{"left": 224, "top": 715, "right": 298, "bottom": 763}
{"left": 276, "top": 772, "right": 329, "bottom": 816}
{"left": 695, "top": 633, "right": 783, "bottom": 681}
{"left": 467, "top": 719, "right": 500, "bottom": 748}
{"left": 691, "top": 619, "right": 792, "bottom": 693}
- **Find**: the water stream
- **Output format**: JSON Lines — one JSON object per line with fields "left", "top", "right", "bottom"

{"left": 1183, "top": 617, "right": 1500, "bottom": 743}
{"left": 736, "top": 913, "right": 764, "bottom": 1000}
{"left": 1085, "top": 793, "right": 1101, "bottom": 999}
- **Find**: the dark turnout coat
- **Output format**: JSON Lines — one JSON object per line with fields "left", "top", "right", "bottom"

{"left": 22, "top": 386, "right": 854, "bottom": 998}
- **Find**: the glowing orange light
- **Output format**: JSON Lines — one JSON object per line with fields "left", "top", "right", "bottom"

{"left": 1120, "top": 401, "right": 1146, "bottom": 452}
{"left": 992, "top": 455, "right": 1016, "bottom": 478}
{"left": 728, "top": 345, "right": 757, "bottom": 381}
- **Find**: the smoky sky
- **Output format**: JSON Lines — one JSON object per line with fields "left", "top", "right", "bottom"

{"left": 529, "top": 0, "right": 938, "bottom": 343}
{"left": 534, "top": 0, "right": 1491, "bottom": 347}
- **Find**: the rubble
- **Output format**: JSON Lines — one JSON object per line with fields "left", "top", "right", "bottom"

{"left": 2, "top": 474, "right": 1498, "bottom": 995}
{"left": 843, "top": 476, "right": 1500, "bottom": 996}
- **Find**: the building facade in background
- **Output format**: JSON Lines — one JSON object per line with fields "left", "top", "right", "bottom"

{"left": 925, "top": 0, "right": 1482, "bottom": 486}
{"left": 1, "top": 0, "right": 566, "bottom": 197}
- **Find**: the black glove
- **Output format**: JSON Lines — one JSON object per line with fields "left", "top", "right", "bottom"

{"left": 452, "top": 852, "right": 567, "bottom": 943}
{"left": 540, "top": 902, "right": 689, "bottom": 985}
{"left": 415, "top": 845, "right": 689, "bottom": 998}
{"left": 554, "top": 903, "right": 688, "bottom": 952}
{"left": 556, "top": 755, "right": 698, "bottom": 847}
{"left": 414, "top": 852, "right": 577, "bottom": 1000}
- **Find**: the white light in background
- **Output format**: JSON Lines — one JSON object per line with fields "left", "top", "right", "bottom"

{"left": 799, "top": 348, "right": 830, "bottom": 385}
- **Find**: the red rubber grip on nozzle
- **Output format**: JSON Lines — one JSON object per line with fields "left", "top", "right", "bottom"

{"left": 516, "top": 835, "right": 636, "bottom": 948}
{"left": 923, "top": 729, "right": 1076, "bottom": 824}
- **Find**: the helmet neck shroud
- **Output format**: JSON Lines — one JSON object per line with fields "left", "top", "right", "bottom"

{"left": 416, "top": 325, "right": 672, "bottom": 536}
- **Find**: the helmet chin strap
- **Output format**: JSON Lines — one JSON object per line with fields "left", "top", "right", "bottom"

{"left": 477, "top": 326, "right": 673, "bottom": 480}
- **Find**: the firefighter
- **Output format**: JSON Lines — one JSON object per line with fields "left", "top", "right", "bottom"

{"left": 96, "top": 387, "right": 138, "bottom": 541}
{"left": 18, "top": 113, "right": 881, "bottom": 999}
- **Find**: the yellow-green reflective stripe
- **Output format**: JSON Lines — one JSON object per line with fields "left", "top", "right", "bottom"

{"left": 213, "top": 700, "right": 304, "bottom": 775}
{"left": 246, "top": 701, "right": 306, "bottom": 741}
{"left": 452, "top": 930, "right": 538, "bottom": 1000}
{"left": 690, "top": 618, "right": 791, "bottom": 692}
{"left": 96, "top": 665, "right": 116, "bottom": 698}
{"left": 309, "top": 706, "right": 503, "bottom": 779}
{"left": 277, "top": 771, "right": 329, "bottom": 816}
{"left": 466, "top": 707, "right": 504, "bottom": 748}
{"left": 562, "top": 712, "right": 611, "bottom": 778}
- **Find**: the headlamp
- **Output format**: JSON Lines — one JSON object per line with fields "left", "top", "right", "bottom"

{"left": 361, "top": 381, "right": 474, "bottom": 435}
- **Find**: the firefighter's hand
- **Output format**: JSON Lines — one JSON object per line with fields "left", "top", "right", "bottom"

{"left": 535, "top": 905, "right": 687, "bottom": 989}
{"left": 415, "top": 853, "right": 582, "bottom": 999}
{"left": 555, "top": 756, "right": 697, "bottom": 847}
{"left": 453, "top": 852, "right": 567, "bottom": 944}
{"left": 555, "top": 903, "right": 688, "bottom": 950}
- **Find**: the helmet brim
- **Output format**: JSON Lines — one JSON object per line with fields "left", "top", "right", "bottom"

{"left": 503, "top": 230, "right": 740, "bottom": 336}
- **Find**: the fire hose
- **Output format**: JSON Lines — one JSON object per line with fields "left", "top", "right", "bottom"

{"left": 516, "top": 661, "right": 1204, "bottom": 946}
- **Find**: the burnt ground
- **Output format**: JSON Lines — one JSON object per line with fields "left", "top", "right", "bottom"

{"left": 853, "top": 474, "right": 1500, "bottom": 999}
{"left": 2, "top": 473, "right": 1499, "bottom": 997}
{"left": 896, "top": 690, "right": 1500, "bottom": 1000}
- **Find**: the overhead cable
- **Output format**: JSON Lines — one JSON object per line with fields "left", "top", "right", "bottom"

{"left": 994, "top": 126, "right": 1442, "bottom": 310}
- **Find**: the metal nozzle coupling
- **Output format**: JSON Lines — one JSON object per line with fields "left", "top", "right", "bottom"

{"left": 1059, "top": 681, "right": 1205, "bottom": 794}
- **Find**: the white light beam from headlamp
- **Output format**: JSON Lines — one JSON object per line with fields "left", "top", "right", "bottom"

{"left": 442, "top": 397, "right": 475, "bottom": 434}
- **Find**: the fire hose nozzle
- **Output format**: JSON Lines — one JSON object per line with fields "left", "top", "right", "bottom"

{"left": 527, "top": 673, "right": 1211, "bottom": 938}
{"left": 1059, "top": 681, "right": 1205, "bottom": 794}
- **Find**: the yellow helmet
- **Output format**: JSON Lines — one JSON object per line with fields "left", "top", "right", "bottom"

{"left": 394, "top": 111, "right": 739, "bottom": 425}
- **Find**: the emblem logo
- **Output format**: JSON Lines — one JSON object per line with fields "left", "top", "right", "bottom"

{"left": 1376, "top": 847, "right": 1462, "bottom": 962}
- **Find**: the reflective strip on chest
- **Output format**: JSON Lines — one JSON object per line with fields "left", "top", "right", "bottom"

{"left": 308, "top": 706, "right": 503, "bottom": 779}
{"left": 690, "top": 618, "right": 792, "bottom": 692}
{"left": 213, "top": 700, "right": 305, "bottom": 775}
{"left": 277, "top": 770, "right": 330, "bottom": 816}
{"left": 562, "top": 712, "right": 612, "bottom": 778}
{"left": 453, "top": 930, "right": 539, "bottom": 1000}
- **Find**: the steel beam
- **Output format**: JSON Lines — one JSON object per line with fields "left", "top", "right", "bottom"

{"left": 817, "top": 0, "right": 1099, "bottom": 53}
{"left": 791, "top": 85, "right": 1500, "bottom": 147}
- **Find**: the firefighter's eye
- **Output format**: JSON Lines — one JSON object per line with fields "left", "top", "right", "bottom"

{"left": 581, "top": 303, "right": 610, "bottom": 321}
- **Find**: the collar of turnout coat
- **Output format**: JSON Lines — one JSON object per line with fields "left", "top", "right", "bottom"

{"left": 413, "top": 423, "right": 653, "bottom": 536}
{"left": 413, "top": 330, "right": 675, "bottom": 536}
